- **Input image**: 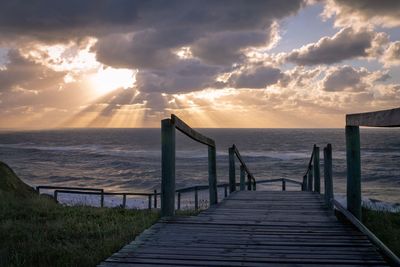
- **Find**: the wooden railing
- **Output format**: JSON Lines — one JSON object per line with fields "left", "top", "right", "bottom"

{"left": 229, "top": 144, "right": 256, "bottom": 192}
{"left": 346, "top": 107, "right": 400, "bottom": 220}
{"left": 301, "top": 145, "right": 321, "bottom": 192}
{"left": 161, "top": 114, "right": 217, "bottom": 217}
{"left": 36, "top": 185, "right": 158, "bottom": 209}
{"left": 301, "top": 144, "right": 333, "bottom": 209}
{"left": 299, "top": 107, "right": 400, "bottom": 265}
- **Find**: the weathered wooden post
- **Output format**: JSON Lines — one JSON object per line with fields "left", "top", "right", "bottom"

{"left": 154, "top": 190, "right": 157, "bottom": 208}
{"left": 346, "top": 126, "right": 361, "bottom": 220}
{"left": 161, "top": 118, "right": 176, "bottom": 217}
{"left": 177, "top": 192, "right": 181, "bottom": 210}
{"left": 313, "top": 145, "right": 321, "bottom": 193}
{"left": 122, "top": 194, "right": 126, "bottom": 208}
{"left": 100, "top": 190, "right": 104, "bottom": 207}
{"left": 324, "top": 144, "right": 333, "bottom": 210}
{"left": 148, "top": 195, "right": 152, "bottom": 210}
{"left": 229, "top": 146, "right": 236, "bottom": 193}
{"left": 54, "top": 190, "right": 58, "bottom": 202}
{"left": 307, "top": 167, "right": 313, "bottom": 192}
{"left": 208, "top": 146, "right": 218, "bottom": 205}
{"left": 302, "top": 175, "right": 307, "bottom": 191}
{"left": 240, "top": 165, "right": 245, "bottom": 191}
{"left": 194, "top": 187, "right": 199, "bottom": 210}
{"left": 282, "top": 179, "right": 286, "bottom": 191}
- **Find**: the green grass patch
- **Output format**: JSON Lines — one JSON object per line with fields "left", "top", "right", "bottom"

{"left": 0, "top": 192, "right": 160, "bottom": 266}
{"left": 362, "top": 208, "right": 400, "bottom": 257}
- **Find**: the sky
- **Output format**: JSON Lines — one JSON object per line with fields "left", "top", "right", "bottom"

{"left": 0, "top": 0, "right": 399, "bottom": 129}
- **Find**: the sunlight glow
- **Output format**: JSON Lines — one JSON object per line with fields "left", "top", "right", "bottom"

{"left": 88, "top": 68, "right": 137, "bottom": 95}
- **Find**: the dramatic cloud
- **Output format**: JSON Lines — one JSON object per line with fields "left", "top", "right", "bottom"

{"left": 0, "top": 0, "right": 399, "bottom": 128}
{"left": 323, "top": 0, "right": 400, "bottom": 28}
{"left": 228, "top": 66, "right": 283, "bottom": 89}
{"left": 94, "top": 0, "right": 304, "bottom": 68}
{"left": 0, "top": 50, "right": 65, "bottom": 94}
{"left": 382, "top": 41, "right": 400, "bottom": 67}
{"left": 135, "top": 59, "right": 223, "bottom": 93}
{"left": 286, "top": 28, "right": 387, "bottom": 65}
{"left": 322, "top": 66, "right": 368, "bottom": 92}
{"left": 0, "top": 0, "right": 139, "bottom": 42}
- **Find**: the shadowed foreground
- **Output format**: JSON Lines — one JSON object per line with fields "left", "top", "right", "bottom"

{"left": 101, "top": 191, "right": 387, "bottom": 266}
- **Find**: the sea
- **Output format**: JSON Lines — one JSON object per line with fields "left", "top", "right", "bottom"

{"left": 0, "top": 128, "right": 399, "bottom": 209}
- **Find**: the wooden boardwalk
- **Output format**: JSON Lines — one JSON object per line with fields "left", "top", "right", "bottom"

{"left": 100, "top": 191, "right": 388, "bottom": 266}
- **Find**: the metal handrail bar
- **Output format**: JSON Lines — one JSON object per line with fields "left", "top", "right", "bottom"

{"left": 256, "top": 178, "right": 303, "bottom": 186}
{"left": 37, "top": 185, "right": 103, "bottom": 193}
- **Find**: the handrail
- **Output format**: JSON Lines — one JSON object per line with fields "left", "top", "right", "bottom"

{"left": 346, "top": 107, "right": 400, "bottom": 127}
{"left": 229, "top": 144, "right": 256, "bottom": 192}
{"left": 257, "top": 178, "right": 302, "bottom": 186}
{"left": 161, "top": 114, "right": 218, "bottom": 217}
{"left": 301, "top": 144, "right": 321, "bottom": 192}
{"left": 36, "top": 185, "right": 103, "bottom": 193}
{"left": 333, "top": 199, "right": 400, "bottom": 266}
{"left": 171, "top": 114, "right": 215, "bottom": 147}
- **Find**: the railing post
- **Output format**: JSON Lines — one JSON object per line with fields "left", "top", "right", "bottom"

{"left": 229, "top": 146, "right": 236, "bottom": 193}
{"left": 224, "top": 185, "right": 228, "bottom": 197}
{"left": 252, "top": 177, "right": 256, "bottom": 191}
{"left": 307, "top": 167, "right": 313, "bottom": 191}
{"left": 240, "top": 165, "right": 245, "bottom": 191}
{"left": 122, "top": 194, "right": 126, "bottom": 208}
{"left": 247, "top": 175, "right": 251, "bottom": 191}
{"left": 194, "top": 187, "right": 199, "bottom": 210}
{"left": 346, "top": 125, "right": 361, "bottom": 220}
{"left": 154, "top": 190, "right": 157, "bottom": 209}
{"left": 161, "top": 118, "right": 176, "bottom": 217}
{"left": 100, "top": 189, "right": 104, "bottom": 208}
{"left": 302, "top": 175, "right": 307, "bottom": 191}
{"left": 324, "top": 144, "right": 333, "bottom": 210}
{"left": 148, "top": 195, "right": 152, "bottom": 210}
{"left": 54, "top": 190, "right": 58, "bottom": 202}
{"left": 208, "top": 146, "right": 218, "bottom": 205}
{"left": 313, "top": 145, "right": 321, "bottom": 193}
{"left": 282, "top": 179, "right": 286, "bottom": 191}
{"left": 177, "top": 192, "right": 181, "bottom": 210}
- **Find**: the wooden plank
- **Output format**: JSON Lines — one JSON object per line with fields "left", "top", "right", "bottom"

{"left": 101, "top": 191, "right": 389, "bottom": 267}
{"left": 171, "top": 114, "right": 215, "bottom": 147}
{"left": 346, "top": 107, "right": 400, "bottom": 127}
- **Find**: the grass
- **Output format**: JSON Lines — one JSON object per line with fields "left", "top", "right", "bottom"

{"left": 0, "top": 191, "right": 160, "bottom": 267}
{"left": 362, "top": 208, "right": 400, "bottom": 257}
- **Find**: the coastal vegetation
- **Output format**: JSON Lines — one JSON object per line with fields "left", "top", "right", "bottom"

{"left": 0, "top": 161, "right": 159, "bottom": 266}
{"left": 363, "top": 208, "right": 400, "bottom": 257}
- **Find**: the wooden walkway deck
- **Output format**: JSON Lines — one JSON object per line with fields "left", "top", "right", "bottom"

{"left": 100, "top": 191, "right": 388, "bottom": 266}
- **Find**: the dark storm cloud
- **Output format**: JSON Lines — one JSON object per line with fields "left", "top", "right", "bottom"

{"left": 286, "top": 28, "right": 375, "bottom": 65}
{"left": 135, "top": 59, "right": 223, "bottom": 93}
{"left": 0, "top": 50, "right": 65, "bottom": 93}
{"left": 0, "top": 0, "right": 139, "bottom": 42}
{"left": 94, "top": 0, "right": 305, "bottom": 68}
{"left": 228, "top": 66, "right": 283, "bottom": 89}
{"left": 322, "top": 66, "right": 367, "bottom": 92}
